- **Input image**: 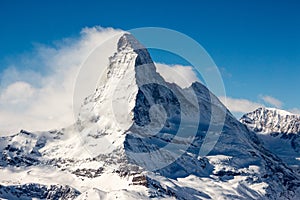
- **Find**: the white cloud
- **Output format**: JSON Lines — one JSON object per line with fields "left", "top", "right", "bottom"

{"left": 0, "top": 81, "right": 35, "bottom": 105}
{"left": 219, "top": 96, "right": 264, "bottom": 114}
{"left": 260, "top": 95, "right": 283, "bottom": 108}
{"left": 0, "top": 26, "right": 123, "bottom": 135}
{"left": 155, "top": 63, "right": 200, "bottom": 88}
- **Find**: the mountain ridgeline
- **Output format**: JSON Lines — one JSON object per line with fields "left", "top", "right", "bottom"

{"left": 241, "top": 107, "right": 300, "bottom": 172}
{"left": 0, "top": 34, "right": 299, "bottom": 199}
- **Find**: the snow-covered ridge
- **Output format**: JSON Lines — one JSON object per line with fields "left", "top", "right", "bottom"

{"left": 240, "top": 107, "right": 300, "bottom": 171}
{"left": 265, "top": 107, "right": 296, "bottom": 116}
{"left": 240, "top": 107, "right": 300, "bottom": 134}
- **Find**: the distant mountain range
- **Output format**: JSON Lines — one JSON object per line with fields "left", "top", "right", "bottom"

{"left": 0, "top": 34, "right": 299, "bottom": 199}
{"left": 240, "top": 107, "right": 300, "bottom": 172}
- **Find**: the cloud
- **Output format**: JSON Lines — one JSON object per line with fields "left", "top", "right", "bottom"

{"left": 0, "top": 26, "right": 123, "bottom": 135}
{"left": 0, "top": 81, "right": 35, "bottom": 105}
{"left": 219, "top": 96, "right": 264, "bottom": 114}
{"left": 155, "top": 63, "right": 200, "bottom": 88}
{"left": 259, "top": 95, "right": 283, "bottom": 108}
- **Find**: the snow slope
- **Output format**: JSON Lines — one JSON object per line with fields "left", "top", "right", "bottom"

{"left": 0, "top": 34, "right": 300, "bottom": 199}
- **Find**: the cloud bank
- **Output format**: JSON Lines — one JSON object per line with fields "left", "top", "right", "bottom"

{"left": 0, "top": 27, "right": 123, "bottom": 135}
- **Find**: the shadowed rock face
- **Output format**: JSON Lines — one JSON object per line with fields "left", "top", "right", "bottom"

{"left": 116, "top": 35, "right": 300, "bottom": 197}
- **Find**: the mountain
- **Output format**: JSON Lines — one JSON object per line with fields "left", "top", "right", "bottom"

{"left": 1, "top": 34, "right": 300, "bottom": 199}
{"left": 240, "top": 107, "right": 300, "bottom": 134}
{"left": 240, "top": 107, "right": 300, "bottom": 171}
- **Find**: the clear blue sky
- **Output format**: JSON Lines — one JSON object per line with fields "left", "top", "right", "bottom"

{"left": 0, "top": 0, "right": 299, "bottom": 112}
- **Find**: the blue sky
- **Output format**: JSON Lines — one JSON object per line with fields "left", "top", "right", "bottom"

{"left": 0, "top": 0, "right": 300, "bottom": 119}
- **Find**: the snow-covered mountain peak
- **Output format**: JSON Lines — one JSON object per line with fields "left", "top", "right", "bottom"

{"left": 78, "top": 33, "right": 161, "bottom": 126}
{"left": 240, "top": 107, "right": 300, "bottom": 134}
{"left": 117, "top": 33, "right": 146, "bottom": 52}
{"left": 1, "top": 34, "right": 300, "bottom": 199}
{"left": 76, "top": 33, "right": 183, "bottom": 163}
{"left": 241, "top": 107, "right": 300, "bottom": 169}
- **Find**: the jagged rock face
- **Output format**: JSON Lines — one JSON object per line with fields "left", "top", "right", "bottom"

{"left": 241, "top": 107, "right": 300, "bottom": 171}
{"left": 241, "top": 107, "right": 300, "bottom": 134}
{"left": 0, "top": 184, "right": 80, "bottom": 200}
{"left": 1, "top": 34, "right": 300, "bottom": 199}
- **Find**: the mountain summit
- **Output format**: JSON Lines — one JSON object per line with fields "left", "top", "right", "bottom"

{"left": 241, "top": 107, "right": 300, "bottom": 172}
{"left": 240, "top": 107, "right": 300, "bottom": 134}
{"left": 1, "top": 34, "right": 300, "bottom": 199}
